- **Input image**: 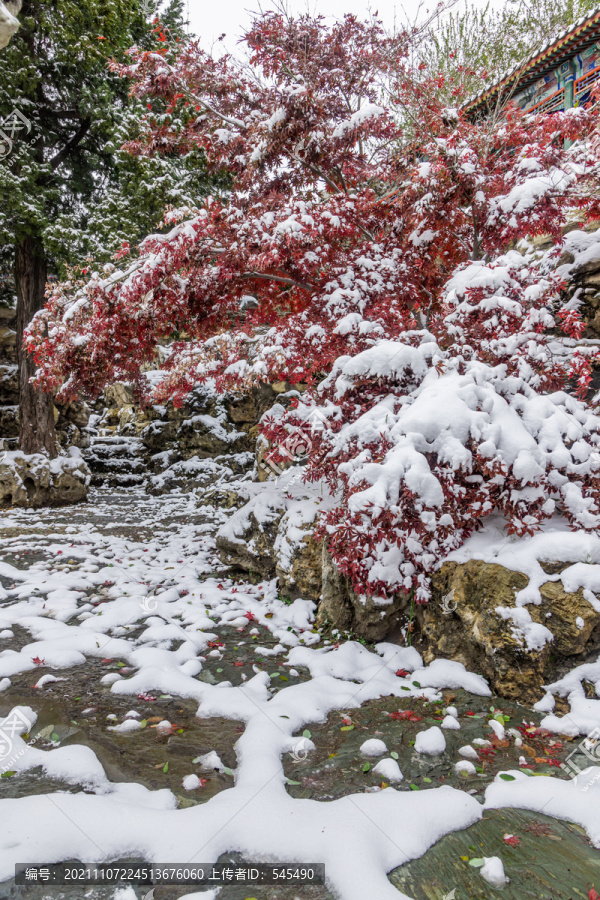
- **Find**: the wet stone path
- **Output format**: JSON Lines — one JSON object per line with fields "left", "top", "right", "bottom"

{"left": 0, "top": 485, "right": 597, "bottom": 899}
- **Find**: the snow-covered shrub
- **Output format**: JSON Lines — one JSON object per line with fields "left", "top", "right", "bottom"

{"left": 262, "top": 253, "right": 600, "bottom": 602}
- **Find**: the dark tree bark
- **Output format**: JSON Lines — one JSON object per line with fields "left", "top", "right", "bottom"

{"left": 15, "top": 233, "right": 58, "bottom": 457}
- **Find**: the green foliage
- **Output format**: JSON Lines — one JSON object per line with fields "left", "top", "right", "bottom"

{"left": 0, "top": 0, "right": 217, "bottom": 293}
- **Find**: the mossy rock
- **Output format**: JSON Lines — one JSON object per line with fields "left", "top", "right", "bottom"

{"left": 420, "top": 561, "right": 600, "bottom": 704}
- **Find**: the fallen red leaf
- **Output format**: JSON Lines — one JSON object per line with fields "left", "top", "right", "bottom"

{"left": 389, "top": 710, "right": 422, "bottom": 722}
{"left": 31, "top": 656, "right": 45, "bottom": 666}
{"left": 503, "top": 834, "right": 521, "bottom": 847}
{"left": 395, "top": 669, "right": 410, "bottom": 678}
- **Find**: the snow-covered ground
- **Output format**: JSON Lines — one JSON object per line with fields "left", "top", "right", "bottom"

{"left": 0, "top": 486, "right": 599, "bottom": 899}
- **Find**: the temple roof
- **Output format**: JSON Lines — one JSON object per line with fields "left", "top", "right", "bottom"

{"left": 464, "top": 6, "right": 600, "bottom": 113}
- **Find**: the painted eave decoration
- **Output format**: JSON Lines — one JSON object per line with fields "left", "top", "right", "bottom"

{"left": 464, "top": 6, "right": 600, "bottom": 114}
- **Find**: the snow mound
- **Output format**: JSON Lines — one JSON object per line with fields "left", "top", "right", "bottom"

{"left": 360, "top": 738, "right": 388, "bottom": 757}
{"left": 372, "top": 758, "right": 403, "bottom": 783}
{"left": 415, "top": 726, "right": 446, "bottom": 756}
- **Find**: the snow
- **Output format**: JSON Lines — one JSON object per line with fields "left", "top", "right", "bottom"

{"left": 0, "top": 487, "right": 492, "bottom": 900}
{"left": 454, "top": 760, "right": 477, "bottom": 776}
{"left": 415, "top": 726, "right": 446, "bottom": 756}
{"left": 332, "top": 103, "right": 385, "bottom": 138}
{"left": 488, "top": 718, "right": 505, "bottom": 740}
{"left": 536, "top": 657, "right": 600, "bottom": 735}
{"left": 372, "top": 758, "right": 404, "bottom": 783}
{"left": 107, "top": 718, "right": 142, "bottom": 733}
{"left": 480, "top": 856, "right": 508, "bottom": 887}
{"left": 488, "top": 167, "right": 573, "bottom": 220}
{"left": 458, "top": 745, "right": 480, "bottom": 761}
{"left": 215, "top": 468, "right": 334, "bottom": 577}
{"left": 182, "top": 774, "right": 201, "bottom": 790}
{"left": 555, "top": 227, "right": 600, "bottom": 281}
{"left": 441, "top": 715, "right": 461, "bottom": 730}
{"left": 359, "top": 738, "right": 388, "bottom": 757}
{"left": 193, "top": 751, "right": 226, "bottom": 772}
{"left": 485, "top": 767, "right": 600, "bottom": 847}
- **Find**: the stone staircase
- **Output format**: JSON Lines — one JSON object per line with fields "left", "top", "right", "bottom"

{"left": 81, "top": 432, "right": 149, "bottom": 488}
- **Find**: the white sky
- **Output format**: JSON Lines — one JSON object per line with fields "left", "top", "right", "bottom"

{"left": 185, "top": 0, "right": 474, "bottom": 51}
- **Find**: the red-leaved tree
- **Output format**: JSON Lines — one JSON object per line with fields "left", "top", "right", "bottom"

{"left": 25, "top": 11, "right": 600, "bottom": 602}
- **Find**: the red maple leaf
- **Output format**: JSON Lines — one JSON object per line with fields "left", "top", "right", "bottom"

{"left": 245, "top": 611, "right": 257, "bottom": 621}
{"left": 588, "top": 888, "right": 599, "bottom": 900}
{"left": 503, "top": 834, "right": 521, "bottom": 847}
{"left": 234, "top": 661, "right": 244, "bottom": 667}
{"left": 207, "top": 640, "right": 224, "bottom": 649}
{"left": 31, "top": 656, "right": 45, "bottom": 666}
{"left": 395, "top": 669, "right": 410, "bottom": 678}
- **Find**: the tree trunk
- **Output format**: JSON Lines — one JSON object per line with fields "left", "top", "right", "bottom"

{"left": 15, "top": 234, "right": 58, "bottom": 457}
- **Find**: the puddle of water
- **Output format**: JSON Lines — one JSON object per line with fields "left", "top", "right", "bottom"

{"left": 282, "top": 689, "right": 569, "bottom": 801}
{"left": 0, "top": 666, "right": 240, "bottom": 805}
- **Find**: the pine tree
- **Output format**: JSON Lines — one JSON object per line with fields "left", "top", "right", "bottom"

{"left": 0, "top": 0, "right": 208, "bottom": 456}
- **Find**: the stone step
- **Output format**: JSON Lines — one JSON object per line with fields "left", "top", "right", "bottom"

{"left": 85, "top": 444, "right": 144, "bottom": 461}
{"left": 91, "top": 433, "right": 143, "bottom": 445}
{"left": 85, "top": 457, "right": 147, "bottom": 474}
{"left": 83, "top": 432, "right": 150, "bottom": 483}
{"left": 91, "top": 472, "right": 146, "bottom": 487}
{"left": 89, "top": 435, "right": 144, "bottom": 448}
